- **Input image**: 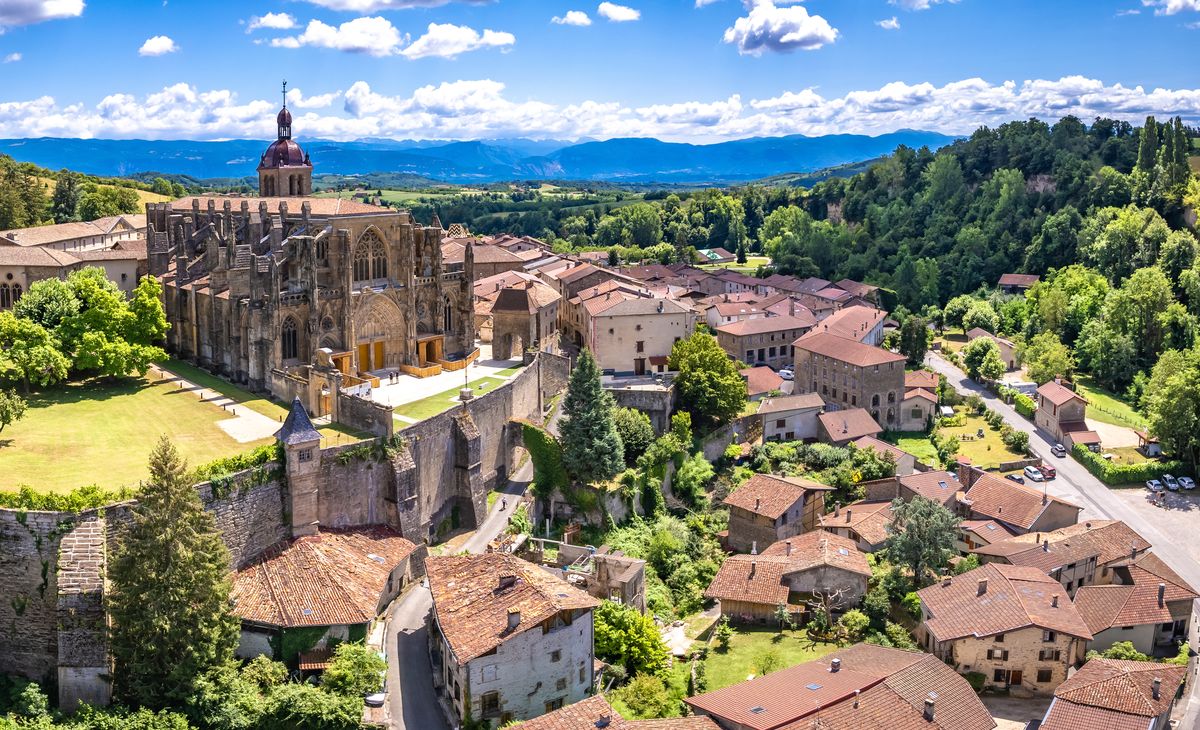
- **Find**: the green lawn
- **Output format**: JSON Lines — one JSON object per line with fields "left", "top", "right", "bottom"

{"left": 1105, "top": 446, "right": 1153, "bottom": 466}
{"left": 882, "top": 431, "right": 938, "bottom": 466}
{"left": 393, "top": 376, "right": 509, "bottom": 420}
{"left": 704, "top": 627, "right": 838, "bottom": 691}
{"left": 933, "top": 332, "right": 968, "bottom": 354}
{"left": 939, "top": 411, "right": 1020, "bottom": 469}
{"left": 1074, "top": 375, "right": 1147, "bottom": 431}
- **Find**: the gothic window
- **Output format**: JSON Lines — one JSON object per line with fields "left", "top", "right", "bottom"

{"left": 443, "top": 297, "right": 453, "bottom": 331}
{"left": 281, "top": 317, "right": 299, "bottom": 360}
{"left": 871, "top": 394, "right": 880, "bottom": 408}
{"left": 11, "top": 283, "right": 21, "bottom": 304}
{"left": 354, "top": 230, "right": 387, "bottom": 282}
{"left": 0, "top": 284, "right": 9, "bottom": 309}
{"left": 316, "top": 238, "right": 328, "bottom": 263}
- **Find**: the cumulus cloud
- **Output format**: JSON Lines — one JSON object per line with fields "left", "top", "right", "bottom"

{"left": 272, "top": 17, "right": 404, "bottom": 56}
{"left": 6, "top": 76, "right": 1200, "bottom": 143}
{"left": 3, "top": 52, "right": 21, "bottom": 63}
{"left": 298, "top": 0, "right": 490, "bottom": 9}
{"left": 552, "top": 10, "right": 592, "bottom": 26}
{"left": 723, "top": 0, "right": 838, "bottom": 55}
{"left": 597, "top": 2, "right": 640, "bottom": 22}
{"left": 138, "top": 35, "right": 179, "bottom": 56}
{"left": 401, "top": 22, "right": 515, "bottom": 59}
{"left": 890, "top": 0, "right": 959, "bottom": 9}
{"left": 247, "top": 12, "right": 296, "bottom": 32}
{"left": 0, "top": 0, "right": 84, "bottom": 32}
{"left": 1143, "top": 0, "right": 1200, "bottom": 14}
{"left": 877, "top": 16, "right": 900, "bottom": 29}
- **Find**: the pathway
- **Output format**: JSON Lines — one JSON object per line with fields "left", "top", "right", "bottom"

{"left": 149, "top": 363, "right": 280, "bottom": 443}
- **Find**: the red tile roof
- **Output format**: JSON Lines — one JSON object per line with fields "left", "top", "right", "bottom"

{"left": 819, "top": 409, "right": 884, "bottom": 442}
{"left": 1050, "top": 658, "right": 1187, "bottom": 718}
{"left": 905, "top": 370, "right": 940, "bottom": 391}
{"left": 427, "top": 553, "right": 600, "bottom": 665}
{"left": 1073, "top": 553, "right": 1197, "bottom": 633}
{"left": 806, "top": 305, "right": 886, "bottom": 342}
{"left": 795, "top": 331, "right": 904, "bottom": 368}
{"left": 960, "top": 472, "right": 1080, "bottom": 531}
{"left": 757, "top": 393, "right": 824, "bottom": 415}
{"left": 898, "top": 470, "right": 962, "bottom": 505}
{"left": 724, "top": 474, "right": 832, "bottom": 519}
{"left": 851, "top": 436, "right": 909, "bottom": 464}
{"left": 917, "top": 563, "right": 1093, "bottom": 643}
{"left": 904, "top": 388, "right": 938, "bottom": 404}
{"left": 971, "top": 520, "right": 1150, "bottom": 573}
{"left": 512, "top": 695, "right": 720, "bottom": 730}
{"left": 742, "top": 366, "right": 784, "bottom": 397}
{"left": 819, "top": 500, "right": 895, "bottom": 546}
{"left": 1037, "top": 381, "right": 1087, "bottom": 407}
{"left": 717, "top": 313, "right": 816, "bottom": 337}
{"left": 999, "top": 273, "right": 1040, "bottom": 288}
{"left": 230, "top": 527, "right": 418, "bottom": 628}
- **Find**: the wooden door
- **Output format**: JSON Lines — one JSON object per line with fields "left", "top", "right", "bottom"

{"left": 373, "top": 341, "right": 385, "bottom": 370}
{"left": 358, "top": 344, "right": 370, "bottom": 372}
{"left": 1009, "top": 670, "right": 1022, "bottom": 686}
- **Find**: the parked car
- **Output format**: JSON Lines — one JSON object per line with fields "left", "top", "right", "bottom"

{"left": 778, "top": 367, "right": 794, "bottom": 381}
{"left": 1179, "top": 476, "right": 1196, "bottom": 491}
{"left": 1024, "top": 465, "right": 1045, "bottom": 482}
{"left": 1005, "top": 473, "right": 1025, "bottom": 484}
{"left": 1164, "top": 474, "right": 1179, "bottom": 491}
{"left": 1040, "top": 464, "right": 1056, "bottom": 480}
{"left": 1051, "top": 443, "right": 1067, "bottom": 457}
{"left": 1146, "top": 479, "right": 1165, "bottom": 492}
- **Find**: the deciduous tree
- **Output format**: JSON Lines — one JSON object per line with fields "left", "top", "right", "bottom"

{"left": 898, "top": 316, "right": 930, "bottom": 366}
{"left": 885, "top": 496, "right": 960, "bottom": 585}
{"left": 1020, "top": 332, "right": 1074, "bottom": 384}
{"left": 668, "top": 329, "right": 746, "bottom": 428}
{"left": 612, "top": 406, "right": 654, "bottom": 466}
{"left": 593, "top": 600, "right": 668, "bottom": 677}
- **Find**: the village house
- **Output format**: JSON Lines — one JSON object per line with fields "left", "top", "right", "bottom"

{"left": 849, "top": 435, "right": 916, "bottom": 476}
{"left": 916, "top": 563, "right": 1092, "bottom": 694}
{"left": 803, "top": 304, "right": 888, "bottom": 346}
{"left": 819, "top": 500, "right": 894, "bottom": 553}
{"left": 514, "top": 695, "right": 719, "bottom": 729}
{"left": 899, "top": 387, "right": 938, "bottom": 431}
{"left": 864, "top": 470, "right": 962, "bottom": 506}
{"left": 741, "top": 365, "right": 784, "bottom": 402}
{"left": 998, "top": 272, "right": 1040, "bottom": 293}
{"left": 1073, "top": 552, "right": 1197, "bottom": 657}
{"left": 704, "top": 532, "right": 871, "bottom": 621}
{"left": 427, "top": 553, "right": 600, "bottom": 726}
{"left": 957, "top": 520, "right": 1018, "bottom": 555}
{"left": 971, "top": 520, "right": 1152, "bottom": 595}
{"left": 716, "top": 313, "right": 816, "bottom": 370}
{"left": 955, "top": 467, "right": 1082, "bottom": 535}
{"left": 697, "top": 247, "right": 737, "bottom": 264}
{"left": 1035, "top": 381, "right": 1093, "bottom": 448}
{"left": 757, "top": 392, "right": 823, "bottom": 442}
{"left": 905, "top": 369, "right": 939, "bottom": 392}
{"left": 442, "top": 239, "right": 527, "bottom": 280}
{"left": 473, "top": 270, "right": 562, "bottom": 359}
{"left": 794, "top": 331, "right": 905, "bottom": 426}
{"left": 0, "top": 243, "right": 148, "bottom": 307}
{"left": 722, "top": 473, "right": 832, "bottom": 554}
{"left": 686, "top": 643, "right": 996, "bottom": 730}
{"left": 228, "top": 526, "right": 420, "bottom": 666}
{"left": 575, "top": 287, "right": 693, "bottom": 375}
{"left": 1037, "top": 657, "right": 1187, "bottom": 730}
{"left": 817, "top": 408, "right": 884, "bottom": 446}
{"left": 0, "top": 213, "right": 146, "bottom": 252}
{"left": 698, "top": 293, "right": 765, "bottom": 328}
{"left": 966, "top": 328, "right": 1019, "bottom": 371}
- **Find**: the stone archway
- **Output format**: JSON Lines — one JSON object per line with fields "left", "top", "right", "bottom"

{"left": 353, "top": 295, "right": 405, "bottom": 373}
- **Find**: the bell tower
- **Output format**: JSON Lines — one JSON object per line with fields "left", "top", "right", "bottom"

{"left": 257, "top": 80, "right": 313, "bottom": 197}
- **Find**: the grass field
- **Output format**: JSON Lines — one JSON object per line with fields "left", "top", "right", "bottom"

{"left": 393, "top": 376, "right": 509, "bottom": 421}
{"left": 704, "top": 627, "right": 838, "bottom": 691}
{"left": 939, "top": 410, "right": 1019, "bottom": 469}
{"left": 313, "top": 187, "right": 482, "bottom": 205}
{"left": 883, "top": 431, "right": 938, "bottom": 466}
{"left": 933, "top": 332, "right": 968, "bottom": 354}
{"left": 1073, "top": 375, "right": 1147, "bottom": 430}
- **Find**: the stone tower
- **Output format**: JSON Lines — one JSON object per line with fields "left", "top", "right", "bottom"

{"left": 276, "top": 397, "right": 322, "bottom": 537}
{"left": 257, "top": 81, "right": 313, "bottom": 197}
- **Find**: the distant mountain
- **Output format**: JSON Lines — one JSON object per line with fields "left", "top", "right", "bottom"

{"left": 0, "top": 130, "right": 957, "bottom": 185}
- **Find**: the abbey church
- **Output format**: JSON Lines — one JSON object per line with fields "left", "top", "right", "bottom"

{"left": 146, "top": 97, "right": 476, "bottom": 413}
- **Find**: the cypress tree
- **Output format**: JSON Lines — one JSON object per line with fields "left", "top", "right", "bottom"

{"left": 108, "top": 437, "right": 239, "bottom": 709}
{"left": 1173, "top": 117, "right": 1190, "bottom": 184}
{"left": 1137, "top": 115, "right": 1159, "bottom": 172}
{"left": 559, "top": 350, "right": 624, "bottom": 485}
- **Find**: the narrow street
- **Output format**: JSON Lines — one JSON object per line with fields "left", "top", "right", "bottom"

{"left": 927, "top": 352, "right": 1200, "bottom": 728}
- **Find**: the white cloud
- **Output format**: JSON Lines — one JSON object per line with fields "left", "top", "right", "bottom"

{"left": 2, "top": 52, "right": 20, "bottom": 63}
{"left": 695, "top": 0, "right": 722, "bottom": 6}
{"left": 138, "top": 35, "right": 179, "bottom": 56}
{"left": 1143, "top": 0, "right": 1200, "bottom": 14}
{"left": 597, "top": 2, "right": 639, "bottom": 22}
{"left": 552, "top": 10, "right": 592, "bottom": 26}
{"left": 723, "top": 1, "right": 838, "bottom": 55}
{"left": 297, "top": 0, "right": 489, "bottom": 9}
{"left": 247, "top": 12, "right": 296, "bottom": 32}
{"left": 400, "top": 22, "right": 515, "bottom": 59}
{"left": 272, "top": 17, "right": 404, "bottom": 56}
{"left": 877, "top": 16, "right": 900, "bottom": 29}
{"left": 0, "top": 0, "right": 84, "bottom": 32}
{"left": 6, "top": 76, "right": 1200, "bottom": 144}
{"left": 890, "top": 0, "right": 959, "bottom": 10}
{"left": 1116, "top": 8, "right": 1142, "bottom": 15}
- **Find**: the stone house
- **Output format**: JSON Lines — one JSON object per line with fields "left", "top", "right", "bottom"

{"left": 1073, "top": 552, "right": 1197, "bottom": 656}
{"left": 0, "top": 243, "right": 146, "bottom": 308}
{"left": 578, "top": 288, "right": 693, "bottom": 375}
{"left": 971, "top": 520, "right": 1151, "bottom": 595}
{"left": 916, "top": 563, "right": 1093, "bottom": 694}
{"left": 700, "top": 294, "right": 766, "bottom": 329}
{"left": 427, "top": 553, "right": 599, "bottom": 726}
{"left": 900, "top": 387, "right": 937, "bottom": 431}
{"left": 862, "top": 470, "right": 962, "bottom": 507}
{"left": 722, "top": 474, "right": 832, "bottom": 554}
{"left": 818, "top": 500, "right": 895, "bottom": 553}
{"left": 850, "top": 435, "right": 917, "bottom": 476}
{"left": 1037, "top": 658, "right": 1186, "bottom": 730}
{"left": 817, "top": 408, "right": 883, "bottom": 446}
{"left": 442, "top": 240, "right": 526, "bottom": 280}
{"left": 686, "top": 643, "right": 996, "bottom": 730}
{"left": 967, "top": 328, "right": 1018, "bottom": 370}
{"left": 803, "top": 304, "right": 887, "bottom": 346}
{"left": 1035, "top": 381, "right": 1089, "bottom": 445}
{"left": 757, "top": 392, "right": 823, "bottom": 442}
{"left": 704, "top": 533, "right": 871, "bottom": 621}
{"left": 955, "top": 467, "right": 1082, "bottom": 535}
{"left": 487, "top": 280, "right": 562, "bottom": 360}
{"left": 0, "top": 213, "right": 145, "bottom": 252}
{"left": 793, "top": 331, "right": 905, "bottom": 427}
{"left": 957, "top": 520, "right": 1018, "bottom": 555}
{"left": 716, "top": 313, "right": 816, "bottom": 370}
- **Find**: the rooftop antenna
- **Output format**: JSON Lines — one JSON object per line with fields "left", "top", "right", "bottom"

{"left": 282, "top": 79, "right": 288, "bottom": 109}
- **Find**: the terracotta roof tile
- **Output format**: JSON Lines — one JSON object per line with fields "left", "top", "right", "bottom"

{"left": 818, "top": 409, "right": 884, "bottom": 442}
{"left": 1073, "top": 552, "right": 1197, "bottom": 632}
{"left": 742, "top": 366, "right": 784, "bottom": 397}
{"left": 717, "top": 313, "right": 815, "bottom": 336}
{"left": 1038, "top": 700, "right": 1152, "bottom": 730}
{"left": 724, "top": 474, "right": 832, "bottom": 519}
{"left": 819, "top": 500, "right": 894, "bottom": 546}
{"left": 999, "top": 273, "right": 1040, "bottom": 287}
{"left": 851, "top": 436, "right": 909, "bottom": 464}
{"left": 757, "top": 393, "right": 824, "bottom": 415}
{"left": 905, "top": 370, "right": 939, "bottom": 391}
{"left": 971, "top": 520, "right": 1150, "bottom": 572}
{"left": 898, "top": 470, "right": 961, "bottom": 506}
{"left": 960, "top": 472, "right": 1080, "bottom": 531}
{"left": 1037, "top": 381, "right": 1086, "bottom": 407}
{"left": 904, "top": 388, "right": 938, "bottom": 403}
{"left": 795, "top": 331, "right": 904, "bottom": 367}
{"left": 1051, "top": 658, "right": 1186, "bottom": 718}
{"left": 806, "top": 305, "right": 886, "bottom": 342}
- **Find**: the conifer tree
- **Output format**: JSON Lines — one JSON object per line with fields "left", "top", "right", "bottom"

{"left": 108, "top": 437, "right": 239, "bottom": 709}
{"left": 1137, "top": 115, "right": 1159, "bottom": 172}
{"left": 51, "top": 169, "right": 83, "bottom": 223}
{"left": 559, "top": 350, "right": 624, "bottom": 485}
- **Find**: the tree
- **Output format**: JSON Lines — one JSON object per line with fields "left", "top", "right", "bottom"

{"left": 773, "top": 603, "right": 794, "bottom": 632}
{"left": 962, "top": 301, "right": 999, "bottom": 334}
{"left": 714, "top": 615, "right": 734, "bottom": 650}
{"left": 753, "top": 648, "right": 783, "bottom": 676}
{"left": 612, "top": 407, "right": 654, "bottom": 466}
{"left": 1076, "top": 320, "right": 1138, "bottom": 392}
{"left": 0, "top": 312, "right": 70, "bottom": 391}
{"left": 1089, "top": 641, "right": 1151, "bottom": 663}
{"left": 611, "top": 674, "right": 675, "bottom": 719}
{"left": 593, "top": 600, "right": 668, "bottom": 677}
{"left": 836, "top": 609, "right": 870, "bottom": 643}
{"left": 668, "top": 329, "right": 747, "bottom": 428}
{"left": 78, "top": 185, "right": 140, "bottom": 220}
{"left": 55, "top": 268, "right": 168, "bottom": 378}
{"left": 559, "top": 350, "right": 624, "bottom": 484}
{"left": 13, "top": 277, "right": 80, "bottom": 331}
{"left": 943, "top": 295, "right": 975, "bottom": 333}
{"left": 0, "top": 389, "right": 27, "bottom": 434}
{"left": 151, "top": 177, "right": 175, "bottom": 197}
{"left": 50, "top": 169, "right": 83, "bottom": 223}
{"left": 1144, "top": 349, "right": 1200, "bottom": 465}
{"left": 672, "top": 452, "right": 714, "bottom": 505}
{"left": 736, "top": 238, "right": 748, "bottom": 264}
{"left": 960, "top": 337, "right": 1000, "bottom": 380}
{"left": 979, "top": 347, "right": 1005, "bottom": 382}
{"left": 898, "top": 316, "right": 930, "bottom": 366}
{"left": 108, "top": 437, "right": 240, "bottom": 708}
{"left": 322, "top": 643, "right": 386, "bottom": 697}
{"left": 258, "top": 683, "right": 364, "bottom": 730}
{"left": 1020, "top": 332, "right": 1074, "bottom": 384}
{"left": 885, "top": 496, "right": 960, "bottom": 585}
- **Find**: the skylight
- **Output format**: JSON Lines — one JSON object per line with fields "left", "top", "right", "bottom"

{"left": 750, "top": 706, "right": 766, "bottom": 714}
{"left": 806, "top": 683, "right": 823, "bottom": 691}
{"left": 838, "top": 548, "right": 849, "bottom": 556}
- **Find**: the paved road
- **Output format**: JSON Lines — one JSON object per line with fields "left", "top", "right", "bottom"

{"left": 927, "top": 352, "right": 1200, "bottom": 728}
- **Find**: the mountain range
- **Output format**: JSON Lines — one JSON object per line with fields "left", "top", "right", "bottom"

{"left": 0, "top": 130, "right": 957, "bottom": 185}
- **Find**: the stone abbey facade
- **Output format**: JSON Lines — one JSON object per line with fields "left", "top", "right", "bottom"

{"left": 146, "top": 100, "right": 475, "bottom": 413}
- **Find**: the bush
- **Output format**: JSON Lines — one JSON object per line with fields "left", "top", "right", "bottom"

{"left": 1072, "top": 443, "right": 1192, "bottom": 486}
{"left": 836, "top": 609, "right": 870, "bottom": 643}
{"left": 1003, "top": 429, "right": 1030, "bottom": 453}
{"left": 258, "top": 683, "right": 364, "bottom": 730}
{"left": 672, "top": 453, "right": 714, "bottom": 506}
{"left": 522, "top": 422, "right": 569, "bottom": 498}
{"left": 1013, "top": 393, "right": 1036, "bottom": 419}
{"left": 242, "top": 655, "right": 288, "bottom": 689}
{"left": 714, "top": 616, "right": 734, "bottom": 650}
{"left": 900, "top": 592, "right": 922, "bottom": 621}
{"left": 0, "top": 483, "right": 135, "bottom": 511}
{"left": 193, "top": 442, "right": 282, "bottom": 482}
{"left": 962, "top": 671, "right": 987, "bottom": 693}
{"left": 321, "top": 643, "right": 386, "bottom": 697}
{"left": 612, "top": 674, "right": 676, "bottom": 719}
{"left": 613, "top": 407, "right": 655, "bottom": 466}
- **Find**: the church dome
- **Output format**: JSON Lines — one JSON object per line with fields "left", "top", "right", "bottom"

{"left": 260, "top": 138, "right": 311, "bottom": 169}
{"left": 277, "top": 107, "right": 292, "bottom": 127}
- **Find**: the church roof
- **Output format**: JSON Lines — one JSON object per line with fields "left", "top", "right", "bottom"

{"left": 276, "top": 398, "right": 321, "bottom": 445}
{"left": 260, "top": 138, "right": 310, "bottom": 169}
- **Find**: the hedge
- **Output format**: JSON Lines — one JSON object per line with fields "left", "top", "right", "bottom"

{"left": 1071, "top": 443, "right": 1192, "bottom": 486}
{"left": 1013, "top": 393, "right": 1036, "bottom": 419}
{"left": 0, "top": 484, "right": 135, "bottom": 512}
{"left": 193, "top": 442, "right": 283, "bottom": 482}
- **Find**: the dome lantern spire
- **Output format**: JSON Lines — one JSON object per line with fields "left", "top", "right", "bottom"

{"left": 277, "top": 80, "right": 292, "bottom": 140}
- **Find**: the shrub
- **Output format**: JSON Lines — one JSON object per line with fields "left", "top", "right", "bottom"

{"left": 1013, "top": 393, "right": 1036, "bottom": 419}
{"left": 1003, "top": 429, "right": 1030, "bottom": 453}
{"left": 258, "top": 683, "right": 363, "bottom": 730}
{"left": 242, "top": 655, "right": 288, "bottom": 689}
{"left": 0, "top": 483, "right": 135, "bottom": 511}
{"left": 522, "top": 422, "right": 569, "bottom": 498}
{"left": 836, "top": 609, "right": 870, "bottom": 643}
{"left": 714, "top": 616, "right": 734, "bottom": 650}
{"left": 612, "top": 674, "right": 676, "bottom": 719}
{"left": 962, "top": 671, "right": 987, "bottom": 693}
{"left": 321, "top": 643, "right": 386, "bottom": 697}
{"left": 672, "top": 453, "right": 714, "bottom": 506}
{"left": 1072, "top": 443, "right": 1192, "bottom": 486}
{"left": 193, "top": 442, "right": 282, "bottom": 482}
{"left": 753, "top": 648, "right": 783, "bottom": 676}
{"left": 900, "top": 592, "right": 922, "bottom": 620}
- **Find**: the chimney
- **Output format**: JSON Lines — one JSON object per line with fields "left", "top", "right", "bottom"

{"left": 506, "top": 608, "right": 521, "bottom": 630}
{"left": 1153, "top": 677, "right": 1162, "bottom": 701}
{"left": 1159, "top": 582, "right": 1166, "bottom": 608}
{"left": 1052, "top": 595, "right": 1059, "bottom": 608}
{"left": 785, "top": 540, "right": 792, "bottom": 557}
{"left": 977, "top": 578, "right": 988, "bottom": 596}
{"left": 596, "top": 716, "right": 612, "bottom": 729}
{"left": 749, "top": 560, "right": 757, "bottom": 578}
{"left": 942, "top": 576, "right": 951, "bottom": 587}
{"left": 846, "top": 509, "right": 852, "bottom": 523}
{"left": 834, "top": 503, "right": 841, "bottom": 516}
{"left": 751, "top": 540, "right": 758, "bottom": 555}
{"left": 853, "top": 689, "right": 860, "bottom": 708}
{"left": 1043, "top": 539, "right": 1050, "bottom": 552}
{"left": 830, "top": 657, "right": 842, "bottom": 673}
{"left": 923, "top": 692, "right": 937, "bottom": 722}
{"left": 755, "top": 497, "right": 761, "bottom": 512}
{"left": 1132, "top": 546, "right": 1139, "bottom": 561}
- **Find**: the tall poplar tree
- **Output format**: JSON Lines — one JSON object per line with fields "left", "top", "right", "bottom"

{"left": 108, "top": 437, "right": 239, "bottom": 709}
{"left": 1136, "top": 115, "right": 1159, "bottom": 172}
{"left": 559, "top": 350, "right": 624, "bottom": 485}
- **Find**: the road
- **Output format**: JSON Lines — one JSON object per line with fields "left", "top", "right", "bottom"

{"left": 927, "top": 352, "right": 1200, "bottom": 728}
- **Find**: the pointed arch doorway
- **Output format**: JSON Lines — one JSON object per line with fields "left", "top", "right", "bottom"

{"left": 354, "top": 296, "right": 404, "bottom": 373}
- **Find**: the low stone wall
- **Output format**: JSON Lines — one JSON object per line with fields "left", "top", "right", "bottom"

{"left": 336, "top": 390, "right": 394, "bottom": 438}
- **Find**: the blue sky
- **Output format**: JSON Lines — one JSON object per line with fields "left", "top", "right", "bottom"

{"left": 0, "top": 0, "right": 1199, "bottom": 142}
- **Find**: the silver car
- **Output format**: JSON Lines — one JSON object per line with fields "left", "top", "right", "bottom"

{"left": 1179, "top": 476, "right": 1196, "bottom": 490}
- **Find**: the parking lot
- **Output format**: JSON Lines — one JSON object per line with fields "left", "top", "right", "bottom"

{"left": 1110, "top": 485, "right": 1200, "bottom": 565}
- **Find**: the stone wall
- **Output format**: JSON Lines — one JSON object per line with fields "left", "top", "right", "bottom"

{"left": 0, "top": 510, "right": 72, "bottom": 682}
{"left": 337, "top": 389, "right": 395, "bottom": 438}
{"left": 605, "top": 382, "right": 675, "bottom": 434}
